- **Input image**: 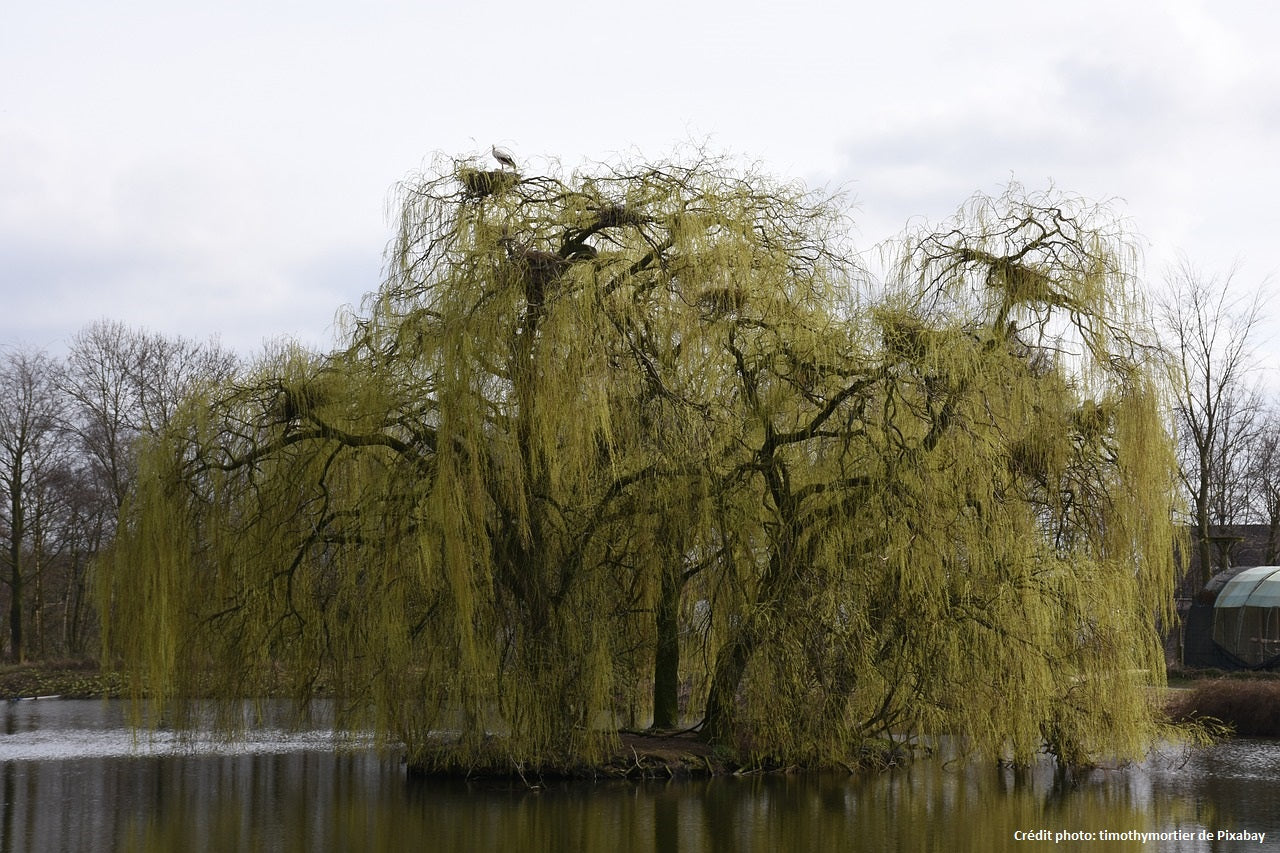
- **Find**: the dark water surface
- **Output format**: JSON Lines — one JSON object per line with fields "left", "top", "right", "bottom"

{"left": 2, "top": 700, "right": 1279, "bottom": 851}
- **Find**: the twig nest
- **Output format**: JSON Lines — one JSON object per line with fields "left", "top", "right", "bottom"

{"left": 460, "top": 168, "right": 518, "bottom": 198}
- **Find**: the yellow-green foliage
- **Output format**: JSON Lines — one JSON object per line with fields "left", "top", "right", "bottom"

{"left": 101, "top": 155, "right": 1181, "bottom": 772}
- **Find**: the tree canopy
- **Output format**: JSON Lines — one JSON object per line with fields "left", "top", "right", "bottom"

{"left": 101, "top": 151, "right": 1183, "bottom": 773}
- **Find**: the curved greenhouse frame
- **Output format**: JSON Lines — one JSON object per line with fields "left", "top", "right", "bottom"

{"left": 1213, "top": 566, "right": 1280, "bottom": 668}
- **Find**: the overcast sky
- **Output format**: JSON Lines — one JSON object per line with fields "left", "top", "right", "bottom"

{"left": 4, "top": 0, "right": 1278, "bottom": 359}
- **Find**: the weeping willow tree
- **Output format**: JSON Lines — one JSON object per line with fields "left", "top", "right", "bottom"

{"left": 679, "top": 187, "right": 1184, "bottom": 767}
{"left": 845, "top": 190, "right": 1181, "bottom": 767}
{"left": 101, "top": 152, "right": 1183, "bottom": 774}
{"left": 102, "top": 151, "right": 841, "bottom": 770}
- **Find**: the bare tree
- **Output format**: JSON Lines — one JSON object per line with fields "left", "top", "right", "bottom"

{"left": 52, "top": 321, "right": 237, "bottom": 658}
{"left": 1242, "top": 409, "right": 1280, "bottom": 566}
{"left": 1158, "top": 259, "right": 1270, "bottom": 584}
{"left": 0, "top": 347, "right": 68, "bottom": 662}
{"left": 62, "top": 321, "right": 143, "bottom": 513}
{"left": 63, "top": 320, "right": 238, "bottom": 513}
{"left": 0, "top": 324, "right": 239, "bottom": 664}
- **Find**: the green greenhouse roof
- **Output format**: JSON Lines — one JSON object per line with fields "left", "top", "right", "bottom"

{"left": 1216, "top": 566, "right": 1280, "bottom": 609}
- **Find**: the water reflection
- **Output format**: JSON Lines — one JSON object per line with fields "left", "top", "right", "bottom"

{"left": 2, "top": 701, "right": 1279, "bottom": 852}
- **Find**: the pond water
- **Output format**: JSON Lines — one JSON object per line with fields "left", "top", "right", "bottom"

{"left": 2, "top": 700, "right": 1278, "bottom": 851}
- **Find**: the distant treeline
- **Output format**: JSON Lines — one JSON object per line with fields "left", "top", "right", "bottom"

{"left": 0, "top": 321, "right": 238, "bottom": 662}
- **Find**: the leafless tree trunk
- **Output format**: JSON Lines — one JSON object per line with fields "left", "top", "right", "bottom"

{"left": 1244, "top": 411, "right": 1280, "bottom": 565}
{"left": 1158, "top": 259, "right": 1269, "bottom": 585}
{"left": 0, "top": 347, "right": 68, "bottom": 663}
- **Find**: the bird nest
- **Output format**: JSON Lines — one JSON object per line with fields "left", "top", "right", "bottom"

{"left": 459, "top": 168, "right": 518, "bottom": 198}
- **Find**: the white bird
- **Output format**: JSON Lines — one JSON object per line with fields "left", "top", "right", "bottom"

{"left": 491, "top": 145, "right": 517, "bottom": 171}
